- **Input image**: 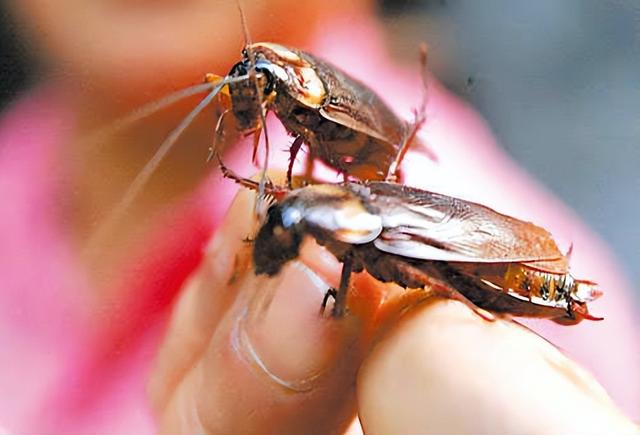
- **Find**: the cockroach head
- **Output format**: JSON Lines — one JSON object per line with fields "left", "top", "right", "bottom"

{"left": 228, "top": 60, "right": 271, "bottom": 96}
{"left": 253, "top": 202, "right": 304, "bottom": 276}
{"left": 228, "top": 49, "right": 284, "bottom": 99}
{"left": 227, "top": 48, "right": 283, "bottom": 132}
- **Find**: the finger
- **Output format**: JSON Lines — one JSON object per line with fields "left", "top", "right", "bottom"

{"left": 152, "top": 188, "right": 377, "bottom": 434}
{"left": 357, "top": 299, "right": 637, "bottom": 435}
{"left": 148, "top": 189, "right": 256, "bottom": 414}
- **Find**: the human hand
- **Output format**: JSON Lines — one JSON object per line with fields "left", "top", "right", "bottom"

{"left": 148, "top": 187, "right": 638, "bottom": 434}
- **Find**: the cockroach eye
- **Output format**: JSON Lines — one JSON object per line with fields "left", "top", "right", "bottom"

{"left": 254, "top": 59, "right": 282, "bottom": 96}
{"left": 229, "top": 61, "right": 248, "bottom": 77}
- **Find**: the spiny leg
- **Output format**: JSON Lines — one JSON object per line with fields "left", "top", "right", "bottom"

{"left": 250, "top": 74, "right": 271, "bottom": 195}
{"left": 207, "top": 108, "right": 231, "bottom": 162}
{"left": 250, "top": 124, "right": 263, "bottom": 166}
{"left": 385, "top": 43, "right": 433, "bottom": 182}
{"left": 386, "top": 114, "right": 426, "bottom": 182}
{"left": 286, "top": 136, "right": 305, "bottom": 188}
{"left": 332, "top": 255, "right": 354, "bottom": 318}
{"left": 213, "top": 150, "right": 289, "bottom": 199}
{"left": 303, "top": 151, "right": 315, "bottom": 182}
{"left": 388, "top": 260, "right": 496, "bottom": 321}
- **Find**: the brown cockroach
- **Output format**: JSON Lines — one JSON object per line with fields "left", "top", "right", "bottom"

{"left": 90, "top": 40, "right": 428, "bottom": 249}
{"left": 219, "top": 162, "right": 602, "bottom": 324}
{"left": 218, "top": 1, "right": 428, "bottom": 184}
{"left": 102, "top": 38, "right": 429, "bottom": 207}
{"left": 217, "top": 41, "right": 428, "bottom": 184}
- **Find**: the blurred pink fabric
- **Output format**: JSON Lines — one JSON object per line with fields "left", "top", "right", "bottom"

{"left": 0, "top": 17, "right": 637, "bottom": 434}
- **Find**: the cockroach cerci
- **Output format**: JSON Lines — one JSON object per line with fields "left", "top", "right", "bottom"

{"left": 220, "top": 166, "right": 602, "bottom": 324}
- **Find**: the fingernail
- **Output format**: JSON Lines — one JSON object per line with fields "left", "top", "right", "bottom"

{"left": 231, "top": 261, "right": 359, "bottom": 392}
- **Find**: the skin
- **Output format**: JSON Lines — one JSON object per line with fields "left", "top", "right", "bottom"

{"left": 5, "top": 0, "right": 637, "bottom": 432}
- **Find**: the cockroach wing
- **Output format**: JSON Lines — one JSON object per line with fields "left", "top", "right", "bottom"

{"left": 301, "top": 52, "right": 405, "bottom": 146}
{"left": 364, "top": 182, "right": 566, "bottom": 264}
{"left": 520, "top": 258, "right": 570, "bottom": 275}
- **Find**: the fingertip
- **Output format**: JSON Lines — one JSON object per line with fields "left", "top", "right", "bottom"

{"left": 357, "top": 299, "right": 637, "bottom": 435}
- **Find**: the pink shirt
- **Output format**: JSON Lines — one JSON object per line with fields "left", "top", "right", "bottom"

{"left": 0, "top": 18, "right": 637, "bottom": 433}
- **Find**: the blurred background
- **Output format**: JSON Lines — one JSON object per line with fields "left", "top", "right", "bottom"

{"left": 0, "top": 0, "right": 638, "bottom": 297}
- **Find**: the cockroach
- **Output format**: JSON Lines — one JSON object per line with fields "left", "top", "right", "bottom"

{"left": 101, "top": 36, "right": 430, "bottom": 208}
{"left": 90, "top": 39, "right": 429, "bottom": 249}
{"left": 219, "top": 163, "right": 602, "bottom": 324}
{"left": 217, "top": 3, "right": 428, "bottom": 184}
{"left": 217, "top": 41, "right": 429, "bottom": 184}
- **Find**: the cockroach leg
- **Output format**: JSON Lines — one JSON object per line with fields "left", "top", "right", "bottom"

{"left": 286, "top": 136, "right": 305, "bottom": 188}
{"left": 215, "top": 151, "right": 259, "bottom": 190}
{"left": 251, "top": 125, "right": 263, "bottom": 166}
{"left": 332, "top": 255, "right": 354, "bottom": 318}
{"left": 303, "top": 147, "right": 315, "bottom": 182}
{"left": 207, "top": 108, "right": 231, "bottom": 162}
{"left": 385, "top": 114, "right": 426, "bottom": 182}
{"left": 214, "top": 151, "right": 289, "bottom": 200}
{"left": 319, "top": 288, "right": 337, "bottom": 316}
{"left": 385, "top": 44, "right": 432, "bottom": 182}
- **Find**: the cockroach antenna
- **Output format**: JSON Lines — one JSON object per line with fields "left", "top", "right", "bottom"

{"left": 84, "top": 74, "right": 250, "bottom": 256}
{"left": 213, "top": 149, "right": 288, "bottom": 201}
{"left": 236, "top": 0, "right": 272, "bottom": 199}
{"left": 237, "top": 0, "right": 253, "bottom": 48}
{"left": 90, "top": 82, "right": 222, "bottom": 142}
{"left": 207, "top": 106, "right": 231, "bottom": 163}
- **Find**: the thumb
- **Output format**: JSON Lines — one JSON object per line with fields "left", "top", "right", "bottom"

{"left": 150, "top": 187, "right": 367, "bottom": 433}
